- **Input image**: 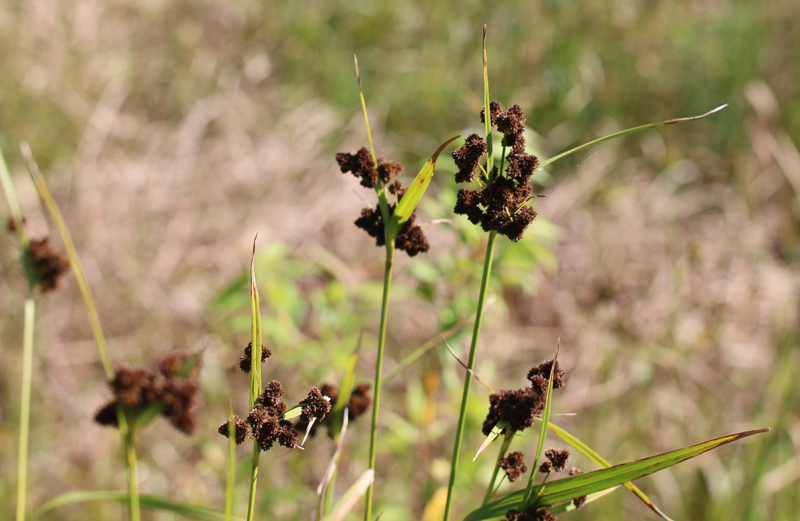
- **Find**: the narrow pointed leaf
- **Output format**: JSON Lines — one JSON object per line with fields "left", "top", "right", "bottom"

{"left": 32, "top": 491, "right": 243, "bottom": 521}
{"left": 249, "top": 236, "right": 262, "bottom": 409}
{"left": 323, "top": 469, "right": 375, "bottom": 521}
{"left": 387, "top": 136, "right": 459, "bottom": 238}
{"left": 547, "top": 486, "right": 621, "bottom": 514}
{"left": 464, "top": 428, "right": 768, "bottom": 521}
{"left": 333, "top": 335, "right": 361, "bottom": 418}
{"left": 474, "top": 421, "right": 508, "bottom": 461}
{"left": 539, "top": 104, "right": 728, "bottom": 169}
{"left": 543, "top": 420, "right": 674, "bottom": 520}
{"left": 283, "top": 405, "right": 304, "bottom": 420}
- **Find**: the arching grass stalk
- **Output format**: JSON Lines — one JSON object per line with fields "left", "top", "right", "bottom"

{"left": 20, "top": 144, "right": 139, "bottom": 521}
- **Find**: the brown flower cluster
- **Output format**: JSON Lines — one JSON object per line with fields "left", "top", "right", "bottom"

{"left": 482, "top": 359, "right": 565, "bottom": 436}
{"left": 24, "top": 237, "right": 69, "bottom": 292}
{"left": 453, "top": 101, "right": 540, "bottom": 242}
{"left": 338, "top": 147, "right": 430, "bottom": 257}
{"left": 538, "top": 448, "right": 570, "bottom": 474}
{"left": 498, "top": 451, "right": 528, "bottom": 482}
{"left": 505, "top": 508, "right": 557, "bottom": 521}
{"left": 295, "top": 382, "right": 372, "bottom": 438}
{"left": 94, "top": 351, "right": 202, "bottom": 435}
{"left": 239, "top": 342, "right": 272, "bottom": 373}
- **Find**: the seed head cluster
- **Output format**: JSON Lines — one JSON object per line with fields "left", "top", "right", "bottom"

{"left": 505, "top": 508, "right": 557, "bottom": 521}
{"left": 538, "top": 448, "right": 571, "bottom": 474}
{"left": 453, "top": 101, "right": 540, "bottom": 242}
{"left": 24, "top": 237, "right": 69, "bottom": 292}
{"left": 94, "top": 351, "right": 203, "bottom": 435}
{"left": 239, "top": 342, "right": 272, "bottom": 373}
{"left": 338, "top": 146, "right": 430, "bottom": 257}
{"left": 482, "top": 359, "right": 566, "bottom": 436}
{"left": 295, "top": 382, "right": 372, "bottom": 438}
{"left": 498, "top": 451, "right": 527, "bottom": 482}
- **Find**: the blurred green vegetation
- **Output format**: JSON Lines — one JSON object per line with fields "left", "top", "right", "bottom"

{"left": 1, "top": 1, "right": 798, "bottom": 520}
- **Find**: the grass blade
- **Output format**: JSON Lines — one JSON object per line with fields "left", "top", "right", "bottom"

{"left": 317, "top": 408, "right": 350, "bottom": 520}
{"left": 387, "top": 135, "right": 459, "bottom": 238}
{"left": 246, "top": 235, "right": 263, "bottom": 521}
{"left": 464, "top": 428, "right": 769, "bottom": 521}
{"left": 539, "top": 104, "right": 728, "bottom": 169}
{"left": 543, "top": 420, "right": 674, "bottom": 520}
{"left": 31, "top": 491, "right": 243, "bottom": 521}
{"left": 325, "top": 470, "right": 375, "bottom": 521}
{"left": 225, "top": 401, "right": 236, "bottom": 521}
{"left": 546, "top": 486, "right": 620, "bottom": 514}
{"left": 474, "top": 421, "right": 508, "bottom": 462}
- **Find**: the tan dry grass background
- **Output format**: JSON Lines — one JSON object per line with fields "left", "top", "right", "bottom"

{"left": 2, "top": 1, "right": 799, "bottom": 520}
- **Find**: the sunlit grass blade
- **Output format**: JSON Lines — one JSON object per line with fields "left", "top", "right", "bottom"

{"left": 474, "top": 421, "right": 508, "bottom": 462}
{"left": 283, "top": 405, "right": 304, "bottom": 420}
{"left": 463, "top": 428, "right": 769, "bottom": 521}
{"left": 246, "top": 235, "right": 263, "bottom": 521}
{"left": 386, "top": 135, "right": 459, "bottom": 239}
{"left": 15, "top": 298, "right": 35, "bottom": 521}
{"left": 317, "top": 407, "right": 350, "bottom": 521}
{"left": 325, "top": 470, "right": 375, "bottom": 521}
{"left": 31, "top": 491, "right": 244, "bottom": 521}
{"left": 542, "top": 420, "right": 674, "bottom": 521}
{"left": 546, "top": 486, "right": 620, "bottom": 514}
{"left": 520, "top": 342, "right": 560, "bottom": 509}
{"left": 539, "top": 104, "right": 728, "bottom": 169}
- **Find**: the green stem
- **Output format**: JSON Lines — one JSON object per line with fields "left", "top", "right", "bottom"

{"left": 15, "top": 298, "right": 35, "bottom": 521}
{"left": 483, "top": 431, "right": 514, "bottom": 506}
{"left": 443, "top": 231, "right": 498, "bottom": 521}
{"left": 325, "top": 457, "right": 339, "bottom": 515}
{"left": 124, "top": 431, "right": 141, "bottom": 521}
{"left": 364, "top": 241, "right": 395, "bottom": 521}
{"left": 225, "top": 416, "right": 236, "bottom": 521}
{"left": 246, "top": 443, "right": 261, "bottom": 521}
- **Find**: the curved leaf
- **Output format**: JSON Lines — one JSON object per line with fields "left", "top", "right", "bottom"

{"left": 32, "top": 491, "right": 242, "bottom": 521}
{"left": 464, "top": 428, "right": 768, "bottom": 521}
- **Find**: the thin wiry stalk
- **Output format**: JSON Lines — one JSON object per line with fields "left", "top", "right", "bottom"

{"left": 364, "top": 241, "right": 395, "bottom": 521}
{"left": 124, "top": 431, "right": 141, "bottom": 521}
{"left": 15, "top": 298, "right": 35, "bottom": 521}
{"left": 225, "top": 411, "right": 236, "bottom": 521}
{"left": 246, "top": 237, "right": 263, "bottom": 521}
{"left": 483, "top": 431, "right": 515, "bottom": 506}
{"left": 443, "top": 230, "right": 498, "bottom": 521}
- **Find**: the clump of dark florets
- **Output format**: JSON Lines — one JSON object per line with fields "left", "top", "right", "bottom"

{"left": 376, "top": 158, "right": 403, "bottom": 184}
{"left": 239, "top": 342, "right": 272, "bottom": 373}
{"left": 539, "top": 448, "right": 570, "bottom": 474}
{"left": 482, "top": 358, "right": 567, "bottom": 436}
{"left": 354, "top": 189, "right": 430, "bottom": 257}
{"left": 481, "top": 100, "right": 504, "bottom": 127}
{"left": 527, "top": 359, "right": 566, "bottom": 395}
{"left": 505, "top": 508, "right": 557, "bottom": 521}
{"left": 247, "top": 403, "right": 297, "bottom": 451}
{"left": 295, "top": 382, "right": 372, "bottom": 438}
{"left": 337, "top": 147, "right": 377, "bottom": 188}
{"left": 24, "top": 237, "right": 69, "bottom": 292}
{"left": 452, "top": 133, "right": 488, "bottom": 183}
{"left": 499, "top": 451, "right": 528, "bottom": 482}
{"left": 218, "top": 416, "right": 249, "bottom": 445}
{"left": 94, "top": 352, "right": 203, "bottom": 435}
{"left": 299, "top": 387, "right": 332, "bottom": 423}
{"left": 454, "top": 101, "right": 540, "bottom": 242}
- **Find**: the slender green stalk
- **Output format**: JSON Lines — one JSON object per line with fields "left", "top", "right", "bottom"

{"left": 482, "top": 431, "right": 514, "bottom": 506}
{"left": 124, "top": 431, "right": 141, "bottom": 521}
{"left": 15, "top": 298, "right": 35, "bottom": 521}
{"left": 225, "top": 412, "right": 236, "bottom": 521}
{"left": 246, "top": 443, "right": 261, "bottom": 521}
{"left": 443, "top": 230, "right": 498, "bottom": 521}
{"left": 325, "top": 459, "right": 338, "bottom": 515}
{"left": 246, "top": 237, "right": 263, "bottom": 521}
{"left": 363, "top": 241, "right": 395, "bottom": 521}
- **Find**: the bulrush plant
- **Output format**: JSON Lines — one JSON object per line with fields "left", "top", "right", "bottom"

{"left": 442, "top": 27, "right": 767, "bottom": 521}
{"left": 336, "top": 56, "right": 458, "bottom": 521}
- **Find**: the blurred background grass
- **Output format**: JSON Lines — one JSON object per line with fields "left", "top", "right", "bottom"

{"left": 1, "top": 1, "right": 798, "bottom": 520}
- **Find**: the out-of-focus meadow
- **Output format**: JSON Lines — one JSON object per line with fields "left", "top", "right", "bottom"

{"left": 1, "top": 1, "right": 798, "bottom": 520}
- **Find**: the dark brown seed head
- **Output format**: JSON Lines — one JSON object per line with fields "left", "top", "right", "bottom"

{"left": 482, "top": 387, "right": 545, "bottom": 435}
{"left": 499, "top": 451, "right": 528, "bottom": 482}
{"left": 505, "top": 152, "right": 539, "bottom": 184}
{"left": 239, "top": 342, "right": 272, "bottom": 373}
{"left": 25, "top": 237, "right": 69, "bottom": 292}
{"left": 158, "top": 351, "right": 202, "bottom": 380}
{"left": 348, "top": 382, "right": 372, "bottom": 418}
{"left": 396, "top": 224, "right": 430, "bottom": 257}
{"left": 111, "top": 368, "right": 156, "bottom": 408}
{"left": 388, "top": 180, "right": 407, "bottom": 198}
{"left": 337, "top": 147, "right": 377, "bottom": 188}
{"left": 543, "top": 448, "right": 570, "bottom": 473}
{"left": 159, "top": 379, "right": 202, "bottom": 435}
{"left": 300, "top": 387, "right": 332, "bottom": 422}
{"left": 354, "top": 205, "right": 386, "bottom": 245}
{"left": 496, "top": 104, "right": 526, "bottom": 136}
{"left": 218, "top": 416, "right": 249, "bottom": 445}
{"left": 376, "top": 158, "right": 404, "bottom": 184}
{"left": 572, "top": 495, "right": 586, "bottom": 509}
{"left": 481, "top": 100, "right": 504, "bottom": 127}
{"left": 258, "top": 380, "right": 287, "bottom": 415}
{"left": 247, "top": 403, "right": 296, "bottom": 451}
{"left": 452, "top": 133, "right": 487, "bottom": 184}
{"left": 527, "top": 360, "right": 566, "bottom": 394}
{"left": 94, "top": 400, "right": 119, "bottom": 427}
